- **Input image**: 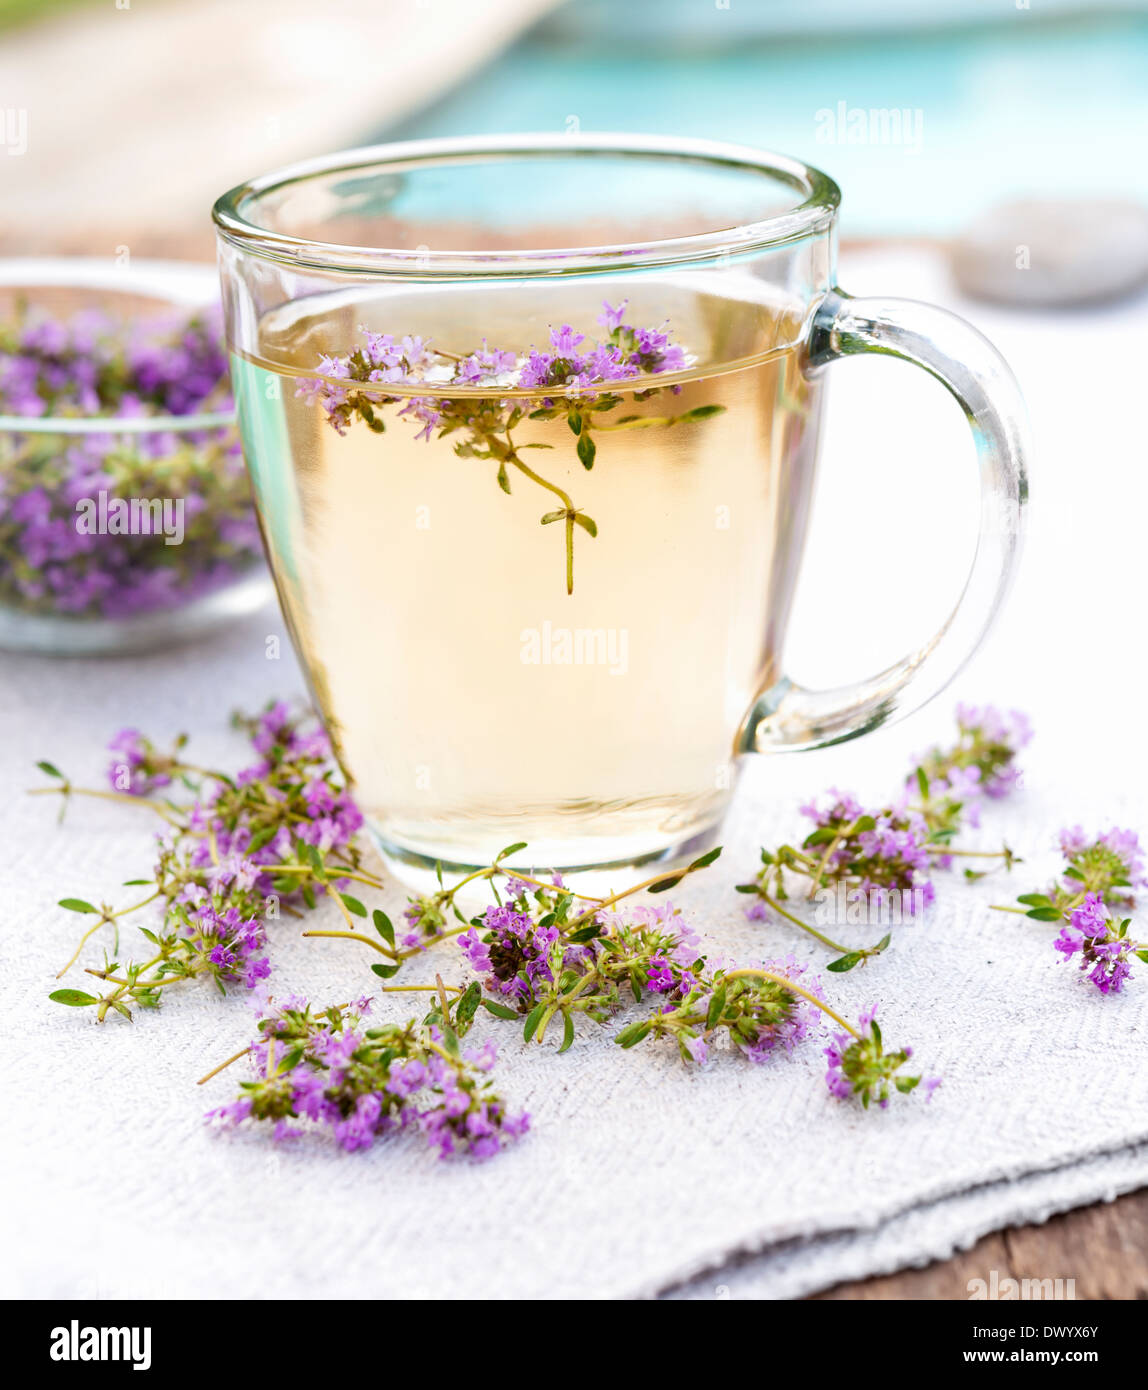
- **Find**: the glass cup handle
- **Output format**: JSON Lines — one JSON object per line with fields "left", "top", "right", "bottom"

{"left": 741, "top": 287, "right": 1029, "bottom": 754}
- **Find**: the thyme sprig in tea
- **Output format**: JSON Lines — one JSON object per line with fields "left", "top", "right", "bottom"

{"left": 296, "top": 301, "right": 726, "bottom": 593}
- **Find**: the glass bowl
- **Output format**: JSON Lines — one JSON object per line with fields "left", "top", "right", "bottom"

{"left": 0, "top": 258, "right": 271, "bottom": 654}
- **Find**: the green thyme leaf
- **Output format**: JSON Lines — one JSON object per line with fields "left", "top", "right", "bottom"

{"left": 456, "top": 982, "right": 481, "bottom": 1030}
{"left": 803, "top": 826, "right": 837, "bottom": 848}
{"left": 645, "top": 873, "right": 681, "bottom": 894}
{"left": 706, "top": 985, "right": 726, "bottom": 1029}
{"left": 523, "top": 1003, "right": 546, "bottom": 1042}
{"left": 688, "top": 847, "right": 722, "bottom": 871}
{"left": 614, "top": 1019, "right": 652, "bottom": 1049}
{"left": 480, "top": 999, "right": 519, "bottom": 1020}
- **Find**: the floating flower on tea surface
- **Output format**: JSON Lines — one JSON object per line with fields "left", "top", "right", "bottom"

{"left": 295, "top": 303, "right": 726, "bottom": 594}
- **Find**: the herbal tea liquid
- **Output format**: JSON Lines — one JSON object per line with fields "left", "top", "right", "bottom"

{"left": 231, "top": 280, "right": 823, "bottom": 873}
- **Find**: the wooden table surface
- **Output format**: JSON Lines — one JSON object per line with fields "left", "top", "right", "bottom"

{"left": 816, "top": 1191, "right": 1148, "bottom": 1301}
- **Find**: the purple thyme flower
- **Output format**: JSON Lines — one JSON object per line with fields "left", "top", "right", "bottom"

{"left": 452, "top": 342, "right": 518, "bottom": 385}
{"left": 736, "top": 956, "right": 826, "bottom": 1062}
{"left": 597, "top": 300, "right": 629, "bottom": 332}
{"left": 460, "top": 902, "right": 570, "bottom": 1003}
{"left": 1053, "top": 923, "right": 1084, "bottom": 959}
{"left": 1055, "top": 826, "right": 1148, "bottom": 900}
{"left": 516, "top": 350, "right": 556, "bottom": 389}
{"left": 106, "top": 727, "right": 173, "bottom": 796}
{"left": 822, "top": 1004, "right": 926, "bottom": 1107}
{"left": 549, "top": 325, "right": 585, "bottom": 356}
{"left": 795, "top": 790, "right": 934, "bottom": 910}
{"left": 192, "top": 903, "right": 268, "bottom": 988}
{"left": 951, "top": 704, "right": 1032, "bottom": 797}
{"left": 205, "top": 1097, "right": 254, "bottom": 1127}
{"left": 646, "top": 955, "right": 675, "bottom": 992}
{"left": 1053, "top": 891, "right": 1140, "bottom": 995}
{"left": 459, "top": 928, "right": 493, "bottom": 975}
{"left": 800, "top": 788, "right": 865, "bottom": 827}
{"left": 824, "top": 1033, "right": 855, "bottom": 1100}
{"left": 1071, "top": 893, "right": 1108, "bottom": 935}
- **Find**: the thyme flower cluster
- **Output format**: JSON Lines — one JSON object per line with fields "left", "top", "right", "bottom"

{"left": 1005, "top": 826, "right": 1148, "bottom": 995}
{"left": 295, "top": 301, "right": 724, "bottom": 593}
{"left": 444, "top": 855, "right": 932, "bottom": 1104}
{"left": 46, "top": 702, "right": 371, "bottom": 1020}
{"left": 0, "top": 305, "right": 261, "bottom": 618}
{"left": 207, "top": 995, "right": 529, "bottom": 1159}
{"left": 825, "top": 1004, "right": 939, "bottom": 1109}
{"left": 739, "top": 705, "right": 1030, "bottom": 969}
{"left": 38, "top": 693, "right": 1148, "bottom": 1163}
{"left": 39, "top": 710, "right": 934, "bottom": 1153}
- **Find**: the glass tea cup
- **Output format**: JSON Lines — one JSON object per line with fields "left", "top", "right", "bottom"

{"left": 213, "top": 134, "right": 1027, "bottom": 886}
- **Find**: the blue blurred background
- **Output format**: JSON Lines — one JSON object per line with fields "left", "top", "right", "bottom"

{"left": 4, "top": 0, "right": 1146, "bottom": 255}
{"left": 375, "top": 0, "right": 1148, "bottom": 239}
